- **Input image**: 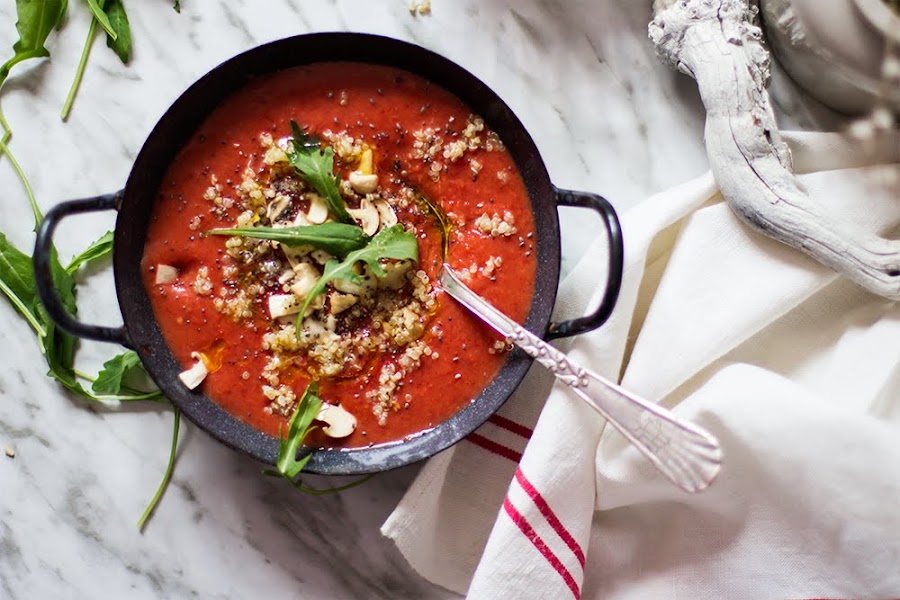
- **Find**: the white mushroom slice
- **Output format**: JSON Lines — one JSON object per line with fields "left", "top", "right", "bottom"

{"left": 301, "top": 318, "right": 327, "bottom": 337}
{"left": 290, "top": 262, "right": 320, "bottom": 298}
{"left": 266, "top": 194, "right": 292, "bottom": 222}
{"left": 293, "top": 209, "right": 311, "bottom": 227}
{"left": 268, "top": 294, "right": 301, "bottom": 319}
{"left": 306, "top": 193, "right": 329, "bottom": 224}
{"left": 348, "top": 198, "right": 380, "bottom": 236}
{"left": 329, "top": 291, "right": 358, "bottom": 315}
{"left": 178, "top": 353, "right": 208, "bottom": 390}
{"left": 316, "top": 403, "right": 357, "bottom": 438}
{"left": 155, "top": 264, "right": 179, "bottom": 285}
{"left": 373, "top": 199, "right": 398, "bottom": 228}
{"left": 348, "top": 171, "right": 379, "bottom": 195}
{"left": 282, "top": 245, "right": 313, "bottom": 270}
{"left": 378, "top": 260, "right": 412, "bottom": 290}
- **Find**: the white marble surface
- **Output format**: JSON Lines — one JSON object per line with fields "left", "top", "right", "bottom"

{"left": 0, "top": 1, "right": 723, "bottom": 598}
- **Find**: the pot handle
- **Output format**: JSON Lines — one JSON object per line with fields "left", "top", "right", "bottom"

{"left": 545, "top": 187, "right": 624, "bottom": 340}
{"left": 33, "top": 191, "right": 132, "bottom": 348}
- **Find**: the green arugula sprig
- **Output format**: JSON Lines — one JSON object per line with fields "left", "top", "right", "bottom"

{"left": 62, "top": 0, "right": 132, "bottom": 120}
{"left": 206, "top": 222, "right": 370, "bottom": 258}
{"left": 266, "top": 382, "right": 322, "bottom": 482}
{"left": 287, "top": 120, "right": 355, "bottom": 225}
{"left": 263, "top": 382, "right": 372, "bottom": 494}
{"left": 295, "top": 224, "right": 419, "bottom": 333}
{"left": 0, "top": 226, "right": 181, "bottom": 529}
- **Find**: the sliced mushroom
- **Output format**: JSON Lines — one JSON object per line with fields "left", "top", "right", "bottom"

{"left": 329, "top": 291, "right": 358, "bottom": 315}
{"left": 268, "top": 294, "right": 301, "bottom": 319}
{"left": 178, "top": 352, "right": 209, "bottom": 389}
{"left": 281, "top": 245, "right": 313, "bottom": 270}
{"left": 306, "top": 193, "right": 329, "bottom": 224}
{"left": 374, "top": 199, "right": 398, "bottom": 228}
{"left": 293, "top": 210, "right": 311, "bottom": 227}
{"left": 316, "top": 403, "right": 357, "bottom": 438}
{"left": 266, "top": 194, "right": 292, "bottom": 222}
{"left": 348, "top": 198, "right": 380, "bottom": 236}
{"left": 378, "top": 260, "right": 412, "bottom": 290}
{"left": 155, "top": 264, "right": 179, "bottom": 285}
{"left": 348, "top": 171, "right": 379, "bottom": 195}
{"left": 291, "top": 262, "right": 320, "bottom": 298}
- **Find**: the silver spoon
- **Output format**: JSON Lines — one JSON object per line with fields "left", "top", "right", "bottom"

{"left": 440, "top": 264, "right": 722, "bottom": 493}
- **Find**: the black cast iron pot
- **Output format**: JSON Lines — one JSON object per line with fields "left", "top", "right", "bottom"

{"left": 33, "top": 33, "right": 623, "bottom": 475}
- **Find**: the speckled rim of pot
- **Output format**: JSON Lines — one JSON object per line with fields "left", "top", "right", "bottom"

{"left": 37, "top": 33, "right": 623, "bottom": 475}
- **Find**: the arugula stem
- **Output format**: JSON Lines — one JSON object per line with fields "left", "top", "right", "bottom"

{"left": 138, "top": 407, "right": 181, "bottom": 531}
{"left": 93, "top": 390, "right": 166, "bottom": 402}
{"left": 61, "top": 17, "right": 100, "bottom": 122}
{"left": 74, "top": 368, "right": 165, "bottom": 402}
{"left": 0, "top": 279, "right": 47, "bottom": 338}
{"left": 0, "top": 136, "right": 42, "bottom": 228}
{"left": 0, "top": 106, "right": 11, "bottom": 145}
{"left": 290, "top": 474, "right": 374, "bottom": 495}
{"left": 74, "top": 369, "right": 96, "bottom": 382}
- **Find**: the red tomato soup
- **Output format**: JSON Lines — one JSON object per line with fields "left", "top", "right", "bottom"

{"left": 142, "top": 63, "right": 537, "bottom": 447}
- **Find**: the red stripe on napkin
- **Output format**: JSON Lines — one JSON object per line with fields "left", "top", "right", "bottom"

{"left": 487, "top": 415, "right": 534, "bottom": 439}
{"left": 466, "top": 433, "right": 522, "bottom": 462}
{"left": 515, "top": 468, "right": 586, "bottom": 568}
{"left": 503, "top": 497, "right": 580, "bottom": 599}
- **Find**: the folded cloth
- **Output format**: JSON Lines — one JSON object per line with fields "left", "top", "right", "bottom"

{"left": 382, "top": 131, "right": 900, "bottom": 599}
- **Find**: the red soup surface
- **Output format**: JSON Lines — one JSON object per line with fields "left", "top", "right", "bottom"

{"left": 142, "top": 62, "right": 537, "bottom": 448}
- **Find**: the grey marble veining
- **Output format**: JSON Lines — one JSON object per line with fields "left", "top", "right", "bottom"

{"left": 0, "top": 1, "right": 715, "bottom": 598}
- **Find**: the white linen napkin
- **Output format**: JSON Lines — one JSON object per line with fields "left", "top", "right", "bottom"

{"left": 382, "top": 130, "right": 900, "bottom": 599}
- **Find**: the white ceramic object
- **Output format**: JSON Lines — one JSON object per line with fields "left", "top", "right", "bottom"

{"left": 761, "top": 0, "right": 900, "bottom": 114}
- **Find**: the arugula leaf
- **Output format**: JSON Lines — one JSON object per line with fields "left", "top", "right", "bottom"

{"left": 206, "top": 223, "right": 369, "bottom": 258}
{"left": 287, "top": 121, "right": 354, "bottom": 225}
{"left": 66, "top": 230, "right": 113, "bottom": 273}
{"left": 275, "top": 382, "right": 322, "bottom": 479}
{"left": 103, "top": 0, "right": 131, "bottom": 63}
{"left": 296, "top": 224, "right": 419, "bottom": 329}
{"left": 262, "top": 382, "right": 374, "bottom": 494}
{"left": 92, "top": 350, "right": 140, "bottom": 395}
{"left": 173, "top": 0, "right": 181, "bottom": 12}
{"left": 0, "top": 232, "right": 39, "bottom": 319}
{"left": 83, "top": 0, "right": 117, "bottom": 40}
{"left": 37, "top": 303, "right": 84, "bottom": 395}
{"left": 0, "top": 0, "right": 68, "bottom": 87}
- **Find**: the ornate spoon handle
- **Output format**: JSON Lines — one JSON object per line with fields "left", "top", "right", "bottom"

{"left": 440, "top": 265, "right": 722, "bottom": 493}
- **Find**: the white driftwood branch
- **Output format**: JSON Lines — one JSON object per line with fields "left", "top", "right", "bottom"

{"left": 649, "top": 0, "right": 900, "bottom": 299}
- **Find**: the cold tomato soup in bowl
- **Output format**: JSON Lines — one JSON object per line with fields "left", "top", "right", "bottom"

{"left": 142, "top": 63, "right": 537, "bottom": 449}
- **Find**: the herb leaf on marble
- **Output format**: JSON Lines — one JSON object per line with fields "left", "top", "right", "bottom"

{"left": 83, "top": 0, "right": 118, "bottom": 40}
{"left": 103, "top": 0, "right": 132, "bottom": 63}
{"left": 0, "top": 0, "right": 68, "bottom": 88}
{"left": 66, "top": 230, "right": 114, "bottom": 273}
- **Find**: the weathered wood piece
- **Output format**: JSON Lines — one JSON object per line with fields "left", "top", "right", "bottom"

{"left": 649, "top": 0, "right": 900, "bottom": 299}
